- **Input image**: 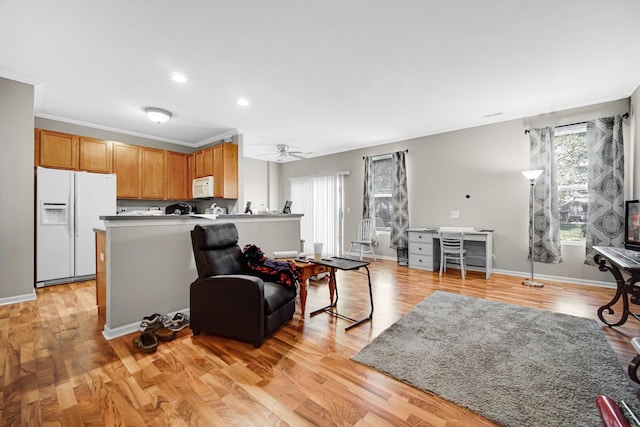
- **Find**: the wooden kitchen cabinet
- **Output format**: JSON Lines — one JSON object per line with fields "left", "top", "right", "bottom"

{"left": 203, "top": 146, "right": 214, "bottom": 177}
{"left": 34, "top": 127, "right": 239, "bottom": 201}
{"left": 37, "top": 129, "right": 79, "bottom": 170}
{"left": 194, "top": 146, "right": 214, "bottom": 178}
{"left": 166, "top": 151, "right": 189, "bottom": 200}
{"left": 141, "top": 147, "right": 166, "bottom": 199}
{"left": 188, "top": 153, "right": 196, "bottom": 198}
{"left": 79, "top": 137, "right": 112, "bottom": 173}
{"left": 112, "top": 142, "right": 141, "bottom": 198}
{"left": 213, "top": 143, "right": 238, "bottom": 199}
{"left": 194, "top": 149, "right": 204, "bottom": 178}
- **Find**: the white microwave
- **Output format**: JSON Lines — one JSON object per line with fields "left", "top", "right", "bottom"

{"left": 192, "top": 176, "right": 214, "bottom": 198}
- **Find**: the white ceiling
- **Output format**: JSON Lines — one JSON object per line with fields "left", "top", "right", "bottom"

{"left": 2, "top": 1, "right": 640, "bottom": 162}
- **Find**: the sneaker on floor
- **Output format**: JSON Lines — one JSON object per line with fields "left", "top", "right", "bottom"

{"left": 167, "top": 313, "right": 190, "bottom": 331}
{"left": 139, "top": 312, "right": 163, "bottom": 332}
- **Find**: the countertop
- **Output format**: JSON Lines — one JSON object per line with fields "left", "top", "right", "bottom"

{"left": 100, "top": 213, "right": 303, "bottom": 220}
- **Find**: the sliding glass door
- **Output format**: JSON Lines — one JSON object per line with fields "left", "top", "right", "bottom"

{"left": 291, "top": 174, "right": 343, "bottom": 256}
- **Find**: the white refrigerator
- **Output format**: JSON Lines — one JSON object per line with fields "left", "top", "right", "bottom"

{"left": 36, "top": 166, "right": 117, "bottom": 287}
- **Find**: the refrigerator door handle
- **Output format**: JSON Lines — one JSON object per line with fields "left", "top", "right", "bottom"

{"left": 69, "top": 183, "right": 75, "bottom": 238}
{"left": 73, "top": 193, "right": 79, "bottom": 237}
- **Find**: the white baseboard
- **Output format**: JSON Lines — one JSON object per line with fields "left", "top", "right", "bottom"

{"left": 492, "top": 268, "right": 616, "bottom": 289}
{"left": 0, "top": 289, "right": 36, "bottom": 306}
{"left": 102, "top": 308, "right": 191, "bottom": 340}
{"left": 366, "top": 255, "right": 616, "bottom": 289}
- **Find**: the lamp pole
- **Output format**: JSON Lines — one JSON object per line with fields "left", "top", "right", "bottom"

{"left": 522, "top": 170, "right": 544, "bottom": 288}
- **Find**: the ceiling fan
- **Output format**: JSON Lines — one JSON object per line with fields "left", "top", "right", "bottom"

{"left": 263, "top": 144, "right": 309, "bottom": 162}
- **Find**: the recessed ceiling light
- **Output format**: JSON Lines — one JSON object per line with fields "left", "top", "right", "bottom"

{"left": 237, "top": 98, "right": 250, "bottom": 107}
{"left": 170, "top": 72, "right": 187, "bottom": 83}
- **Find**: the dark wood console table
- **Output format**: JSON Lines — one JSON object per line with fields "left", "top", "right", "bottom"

{"left": 593, "top": 246, "right": 640, "bottom": 327}
{"left": 309, "top": 257, "right": 373, "bottom": 330}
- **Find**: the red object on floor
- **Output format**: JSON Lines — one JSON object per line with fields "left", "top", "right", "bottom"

{"left": 596, "top": 395, "right": 631, "bottom": 427}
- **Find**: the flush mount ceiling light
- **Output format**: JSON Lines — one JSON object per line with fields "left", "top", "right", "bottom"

{"left": 145, "top": 107, "right": 172, "bottom": 123}
{"left": 170, "top": 72, "right": 187, "bottom": 83}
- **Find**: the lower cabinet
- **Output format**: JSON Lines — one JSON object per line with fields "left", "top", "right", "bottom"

{"left": 408, "top": 230, "right": 435, "bottom": 271}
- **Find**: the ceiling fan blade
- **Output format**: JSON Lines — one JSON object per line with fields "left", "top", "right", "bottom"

{"left": 289, "top": 152, "right": 306, "bottom": 159}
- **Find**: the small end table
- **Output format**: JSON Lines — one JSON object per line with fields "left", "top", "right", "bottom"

{"left": 309, "top": 256, "right": 373, "bottom": 330}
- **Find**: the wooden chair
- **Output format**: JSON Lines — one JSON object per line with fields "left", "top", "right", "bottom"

{"left": 347, "top": 219, "right": 377, "bottom": 260}
{"left": 439, "top": 231, "right": 467, "bottom": 279}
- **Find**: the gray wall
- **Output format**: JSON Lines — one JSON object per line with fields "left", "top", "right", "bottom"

{"left": 0, "top": 78, "right": 35, "bottom": 301}
{"left": 240, "top": 157, "right": 282, "bottom": 213}
{"left": 275, "top": 99, "right": 633, "bottom": 285}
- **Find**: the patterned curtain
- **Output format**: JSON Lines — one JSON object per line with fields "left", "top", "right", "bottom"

{"left": 529, "top": 127, "right": 563, "bottom": 263}
{"left": 585, "top": 115, "right": 624, "bottom": 264}
{"left": 390, "top": 151, "right": 409, "bottom": 249}
{"left": 362, "top": 156, "right": 375, "bottom": 220}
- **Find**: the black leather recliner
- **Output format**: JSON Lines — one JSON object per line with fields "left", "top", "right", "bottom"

{"left": 189, "top": 223, "right": 297, "bottom": 348}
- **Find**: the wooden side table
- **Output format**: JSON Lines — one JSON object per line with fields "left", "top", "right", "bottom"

{"left": 292, "top": 260, "right": 330, "bottom": 315}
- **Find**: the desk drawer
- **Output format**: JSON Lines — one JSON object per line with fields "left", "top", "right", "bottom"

{"left": 409, "top": 231, "right": 433, "bottom": 244}
{"left": 409, "top": 254, "right": 433, "bottom": 270}
{"left": 409, "top": 242, "right": 433, "bottom": 256}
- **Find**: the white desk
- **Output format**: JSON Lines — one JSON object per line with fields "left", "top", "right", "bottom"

{"left": 407, "top": 228, "right": 494, "bottom": 279}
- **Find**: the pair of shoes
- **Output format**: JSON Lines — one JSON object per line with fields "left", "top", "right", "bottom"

{"left": 153, "top": 327, "right": 176, "bottom": 341}
{"left": 139, "top": 313, "right": 169, "bottom": 332}
{"left": 133, "top": 332, "right": 158, "bottom": 353}
{"left": 166, "top": 313, "right": 190, "bottom": 331}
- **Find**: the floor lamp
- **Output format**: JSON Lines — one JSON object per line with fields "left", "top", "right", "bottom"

{"left": 522, "top": 169, "right": 544, "bottom": 287}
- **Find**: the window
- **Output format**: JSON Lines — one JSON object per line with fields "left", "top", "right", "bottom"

{"left": 372, "top": 155, "right": 393, "bottom": 230}
{"left": 554, "top": 124, "right": 587, "bottom": 242}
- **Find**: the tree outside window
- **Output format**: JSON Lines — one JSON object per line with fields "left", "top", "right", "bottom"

{"left": 372, "top": 156, "right": 393, "bottom": 230}
{"left": 555, "top": 126, "right": 587, "bottom": 242}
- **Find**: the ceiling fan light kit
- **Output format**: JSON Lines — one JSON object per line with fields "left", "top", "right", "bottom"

{"left": 274, "top": 144, "right": 307, "bottom": 161}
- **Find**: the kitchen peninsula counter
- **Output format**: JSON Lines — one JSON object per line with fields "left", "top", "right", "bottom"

{"left": 100, "top": 213, "right": 303, "bottom": 221}
{"left": 99, "top": 213, "right": 302, "bottom": 339}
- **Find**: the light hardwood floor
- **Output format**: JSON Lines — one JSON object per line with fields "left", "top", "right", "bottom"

{"left": 2, "top": 261, "right": 639, "bottom": 426}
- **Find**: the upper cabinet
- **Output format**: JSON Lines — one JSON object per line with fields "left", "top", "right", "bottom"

{"left": 213, "top": 143, "right": 238, "bottom": 199}
{"left": 194, "top": 146, "right": 214, "bottom": 178}
{"left": 141, "top": 147, "right": 166, "bottom": 200}
{"left": 35, "top": 128, "right": 239, "bottom": 200}
{"left": 37, "top": 130, "right": 79, "bottom": 170}
{"left": 112, "top": 142, "right": 141, "bottom": 199}
{"left": 79, "top": 137, "right": 112, "bottom": 173}
{"left": 166, "top": 151, "right": 189, "bottom": 200}
{"left": 36, "top": 129, "right": 112, "bottom": 173}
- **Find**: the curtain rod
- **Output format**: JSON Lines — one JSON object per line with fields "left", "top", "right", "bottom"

{"left": 363, "top": 149, "right": 408, "bottom": 159}
{"left": 524, "top": 112, "right": 629, "bottom": 135}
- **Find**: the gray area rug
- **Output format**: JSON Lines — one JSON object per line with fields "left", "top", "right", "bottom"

{"left": 352, "top": 291, "right": 639, "bottom": 426}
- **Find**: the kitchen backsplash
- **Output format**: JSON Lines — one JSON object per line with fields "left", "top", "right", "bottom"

{"left": 116, "top": 199, "right": 237, "bottom": 214}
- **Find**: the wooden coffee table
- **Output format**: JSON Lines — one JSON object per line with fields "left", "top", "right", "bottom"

{"left": 292, "top": 259, "right": 331, "bottom": 316}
